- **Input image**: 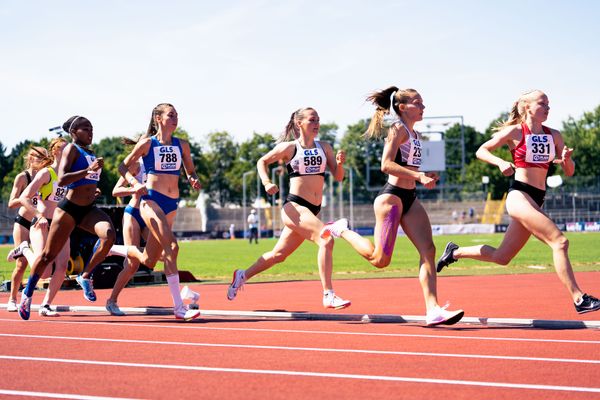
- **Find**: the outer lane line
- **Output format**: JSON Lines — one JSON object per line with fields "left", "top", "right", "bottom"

{"left": 1, "top": 333, "right": 598, "bottom": 365}
{"left": 0, "top": 318, "right": 598, "bottom": 345}
{"left": 0, "top": 389, "right": 141, "bottom": 399}
{"left": 1, "top": 355, "right": 599, "bottom": 394}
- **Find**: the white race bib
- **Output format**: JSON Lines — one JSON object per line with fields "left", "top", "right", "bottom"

{"left": 153, "top": 145, "right": 182, "bottom": 172}
{"left": 525, "top": 134, "right": 555, "bottom": 163}
{"left": 406, "top": 137, "right": 422, "bottom": 167}
{"left": 50, "top": 183, "right": 68, "bottom": 202}
{"left": 84, "top": 155, "right": 101, "bottom": 181}
{"left": 299, "top": 148, "right": 325, "bottom": 175}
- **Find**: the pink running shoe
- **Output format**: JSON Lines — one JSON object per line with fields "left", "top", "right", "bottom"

{"left": 320, "top": 218, "right": 349, "bottom": 239}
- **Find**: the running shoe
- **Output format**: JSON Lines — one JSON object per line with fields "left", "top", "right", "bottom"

{"left": 38, "top": 304, "right": 59, "bottom": 317}
{"left": 6, "top": 299, "right": 18, "bottom": 312}
{"left": 575, "top": 294, "right": 600, "bottom": 314}
{"left": 425, "top": 303, "right": 464, "bottom": 326}
{"left": 7, "top": 241, "right": 30, "bottom": 261}
{"left": 106, "top": 299, "right": 125, "bottom": 316}
{"left": 174, "top": 305, "right": 201, "bottom": 321}
{"left": 323, "top": 291, "right": 351, "bottom": 310}
{"left": 76, "top": 275, "right": 97, "bottom": 302}
{"left": 320, "top": 218, "right": 349, "bottom": 239}
{"left": 227, "top": 269, "right": 246, "bottom": 301}
{"left": 436, "top": 241, "right": 459, "bottom": 272}
{"left": 18, "top": 294, "right": 32, "bottom": 320}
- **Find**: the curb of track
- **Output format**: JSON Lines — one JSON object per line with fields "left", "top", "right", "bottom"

{"left": 2, "top": 303, "right": 599, "bottom": 329}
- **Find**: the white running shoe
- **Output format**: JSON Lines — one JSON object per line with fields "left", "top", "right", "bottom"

{"left": 174, "top": 305, "right": 201, "bottom": 321}
{"left": 6, "top": 299, "right": 18, "bottom": 312}
{"left": 323, "top": 291, "right": 351, "bottom": 310}
{"left": 227, "top": 269, "right": 245, "bottom": 301}
{"left": 425, "top": 303, "right": 464, "bottom": 326}
{"left": 106, "top": 299, "right": 125, "bottom": 316}
{"left": 7, "top": 241, "right": 30, "bottom": 261}
{"left": 38, "top": 304, "right": 59, "bottom": 317}
{"left": 320, "top": 218, "right": 349, "bottom": 239}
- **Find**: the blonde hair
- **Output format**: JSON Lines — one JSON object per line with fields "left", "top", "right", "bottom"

{"left": 48, "top": 137, "right": 67, "bottom": 160}
{"left": 495, "top": 90, "right": 545, "bottom": 131}
{"left": 25, "top": 146, "right": 51, "bottom": 169}
{"left": 365, "top": 86, "right": 419, "bottom": 139}
{"left": 277, "top": 107, "right": 316, "bottom": 143}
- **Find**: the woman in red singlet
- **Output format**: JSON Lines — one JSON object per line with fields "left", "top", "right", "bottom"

{"left": 436, "top": 90, "right": 600, "bottom": 314}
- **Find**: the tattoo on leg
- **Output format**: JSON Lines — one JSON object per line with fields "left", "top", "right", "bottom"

{"left": 381, "top": 205, "right": 399, "bottom": 257}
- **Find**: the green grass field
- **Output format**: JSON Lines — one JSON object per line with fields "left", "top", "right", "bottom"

{"left": 2, "top": 232, "right": 599, "bottom": 284}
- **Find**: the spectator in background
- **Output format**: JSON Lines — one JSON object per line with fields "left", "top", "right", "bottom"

{"left": 451, "top": 210, "right": 458, "bottom": 224}
{"left": 468, "top": 207, "right": 475, "bottom": 222}
{"left": 247, "top": 209, "right": 258, "bottom": 244}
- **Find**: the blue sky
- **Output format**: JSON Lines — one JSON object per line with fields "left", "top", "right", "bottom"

{"left": 1, "top": 0, "right": 599, "bottom": 151}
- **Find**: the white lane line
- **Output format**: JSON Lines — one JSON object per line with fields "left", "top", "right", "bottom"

{"left": 1, "top": 355, "right": 599, "bottom": 393}
{"left": 0, "top": 318, "right": 597, "bottom": 345}
{"left": 0, "top": 389, "right": 141, "bottom": 399}
{"left": 1, "top": 333, "right": 598, "bottom": 365}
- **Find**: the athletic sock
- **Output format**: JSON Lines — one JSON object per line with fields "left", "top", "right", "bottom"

{"left": 22, "top": 247, "right": 35, "bottom": 265}
{"left": 109, "top": 245, "right": 129, "bottom": 257}
{"left": 166, "top": 274, "right": 184, "bottom": 310}
{"left": 23, "top": 273, "right": 40, "bottom": 297}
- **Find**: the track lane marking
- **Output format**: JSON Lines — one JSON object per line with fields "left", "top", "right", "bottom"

{"left": 1, "top": 355, "right": 599, "bottom": 393}
{"left": 0, "top": 318, "right": 598, "bottom": 344}
{"left": 0, "top": 389, "right": 140, "bottom": 399}
{"left": 1, "top": 333, "right": 599, "bottom": 364}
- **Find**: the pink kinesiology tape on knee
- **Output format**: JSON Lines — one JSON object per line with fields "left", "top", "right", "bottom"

{"left": 381, "top": 205, "right": 399, "bottom": 256}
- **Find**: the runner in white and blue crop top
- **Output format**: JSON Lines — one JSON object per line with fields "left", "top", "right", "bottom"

{"left": 225, "top": 107, "right": 351, "bottom": 310}
{"left": 321, "top": 87, "right": 464, "bottom": 326}
{"left": 114, "top": 103, "right": 202, "bottom": 321}
{"left": 19, "top": 116, "right": 117, "bottom": 319}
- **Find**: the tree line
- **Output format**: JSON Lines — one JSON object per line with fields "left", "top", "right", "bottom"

{"left": 1, "top": 105, "right": 599, "bottom": 206}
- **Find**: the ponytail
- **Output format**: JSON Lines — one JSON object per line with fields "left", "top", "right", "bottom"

{"left": 25, "top": 146, "right": 52, "bottom": 169}
{"left": 277, "top": 107, "right": 315, "bottom": 143}
{"left": 365, "top": 86, "right": 422, "bottom": 139}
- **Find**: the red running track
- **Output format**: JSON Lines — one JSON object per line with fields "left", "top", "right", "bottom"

{"left": 0, "top": 272, "right": 599, "bottom": 399}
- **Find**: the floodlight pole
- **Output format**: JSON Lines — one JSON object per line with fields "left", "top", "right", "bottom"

{"left": 242, "top": 170, "right": 254, "bottom": 239}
